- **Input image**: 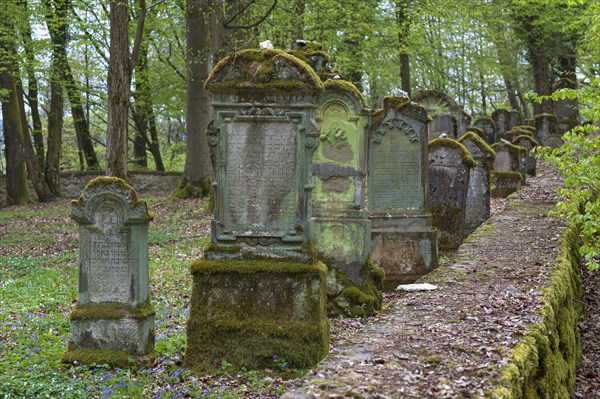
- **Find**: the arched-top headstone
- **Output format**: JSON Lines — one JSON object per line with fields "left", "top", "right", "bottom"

{"left": 368, "top": 96, "right": 437, "bottom": 287}
{"left": 428, "top": 138, "right": 475, "bottom": 250}
{"left": 512, "top": 135, "right": 539, "bottom": 176}
{"left": 205, "top": 49, "right": 323, "bottom": 258}
{"left": 412, "top": 90, "right": 470, "bottom": 138}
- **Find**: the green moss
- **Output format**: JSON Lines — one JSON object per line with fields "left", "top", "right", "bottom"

{"left": 422, "top": 355, "right": 443, "bottom": 365}
{"left": 534, "top": 113, "right": 558, "bottom": 122}
{"left": 466, "top": 126, "right": 485, "bottom": 135}
{"left": 512, "top": 135, "right": 540, "bottom": 147}
{"left": 323, "top": 79, "right": 367, "bottom": 107}
{"left": 204, "top": 241, "right": 242, "bottom": 253}
{"left": 488, "top": 223, "right": 582, "bottom": 398}
{"left": 429, "top": 138, "right": 476, "bottom": 168}
{"left": 457, "top": 131, "right": 496, "bottom": 161}
{"left": 61, "top": 346, "right": 158, "bottom": 368}
{"left": 379, "top": 96, "right": 431, "bottom": 122}
{"left": 513, "top": 125, "right": 536, "bottom": 133}
{"left": 491, "top": 171, "right": 524, "bottom": 181}
{"left": 70, "top": 299, "right": 155, "bottom": 320}
{"left": 205, "top": 49, "right": 323, "bottom": 93}
{"left": 190, "top": 258, "right": 325, "bottom": 275}
{"left": 72, "top": 176, "right": 149, "bottom": 213}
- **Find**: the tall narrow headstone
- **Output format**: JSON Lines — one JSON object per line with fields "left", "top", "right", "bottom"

{"left": 186, "top": 48, "right": 329, "bottom": 372}
{"left": 512, "top": 135, "right": 539, "bottom": 176}
{"left": 428, "top": 138, "right": 475, "bottom": 250}
{"left": 63, "top": 177, "right": 154, "bottom": 365}
{"left": 490, "top": 142, "right": 526, "bottom": 198}
{"left": 492, "top": 109, "right": 511, "bottom": 136}
{"left": 473, "top": 117, "right": 497, "bottom": 145}
{"left": 534, "top": 113, "right": 560, "bottom": 147}
{"left": 458, "top": 133, "right": 495, "bottom": 236}
{"left": 368, "top": 96, "right": 438, "bottom": 287}
{"left": 553, "top": 78, "right": 580, "bottom": 133}
{"left": 509, "top": 110, "right": 523, "bottom": 129}
{"left": 457, "top": 111, "right": 472, "bottom": 137}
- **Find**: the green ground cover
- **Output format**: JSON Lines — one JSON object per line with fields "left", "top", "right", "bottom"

{"left": 0, "top": 195, "right": 290, "bottom": 398}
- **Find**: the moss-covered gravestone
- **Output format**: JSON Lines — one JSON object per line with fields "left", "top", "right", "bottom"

{"left": 63, "top": 177, "right": 155, "bottom": 365}
{"left": 553, "top": 78, "right": 579, "bottom": 133}
{"left": 428, "top": 138, "right": 475, "bottom": 250}
{"left": 312, "top": 78, "right": 382, "bottom": 316}
{"left": 492, "top": 108, "right": 511, "bottom": 136}
{"left": 512, "top": 135, "right": 539, "bottom": 176}
{"left": 534, "top": 113, "right": 560, "bottom": 147}
{"left": 368, "top": 96, "right": 438, "bottom": 288}
{"left": 490, "top": 142, "right": 526, "bottom": 198}
{"left": 186, "top": 48, "right": 328, "bottom": 372}
{"left": 458, "top": 133, "right": 495, "bottom": 236}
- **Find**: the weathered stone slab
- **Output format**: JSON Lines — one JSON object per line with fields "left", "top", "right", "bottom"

{"left": 553, "top": 78, "right": 580, "bottom": 133}
{"left": 491, "top": 171, "right": 523, "bottom": 198}
{"left": 512, "top": 135, "right": 539, "bottom": 176}
{"left": 428, "top": 138, "right": 475, "bottom": 250}
{"left": 492, "top": 109, "right": 511, "bottom": 136}
{"left": 534, "top": 113, "right": 559, "bottom": 147}
{"left": 509, "top": 110, "right": 523, "bottom": 129}
{"left": 205, "top": 49, "right": 323, "bottom": 258}
{"left": 428, "top": 114, "right": 457, "bottom": 140}
{"left": 473, "top": 116, "right": 496, "bottom": 145}
{"left": 64, "top": 177, "right": 155, "bottom": 365}
{"left": 368, "top": 96, "right": 438, "bottom": 287}
{"left": 458, "top": 132, "right": 495, "bottom": 236}
{"left": 185, "top": 259, "right": 329, "bottom": 371}
{"left": 457, "top": 111, "right": 472, "bottom": 137}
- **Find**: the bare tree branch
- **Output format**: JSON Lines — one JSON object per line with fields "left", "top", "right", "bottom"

{"left": 225, "top": 0, "right": 277, "bottom": 30}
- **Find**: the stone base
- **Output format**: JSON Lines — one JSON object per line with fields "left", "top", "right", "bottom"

{"left": 63, "top": 307, "right": 155, "bottom": 365}
{"left": 185, "top": 258, "right": 329, "bottom": 371}
{"left": 431, "top": 205, "right": 466, "bottom": 250}
{"left": 491, "top": 171, "right": 523, "bottom": 198}
{"left": 371, "top": 228, "right": 438, "bottom": 290}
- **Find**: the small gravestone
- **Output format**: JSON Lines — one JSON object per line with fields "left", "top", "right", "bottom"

{"left": 186, "top": 47, "right": 329, "bottom": 372}
{"left": 63, "top": 177, "right": 154, "bottom": 365}
{"left": 534, "top": 113, "right": 559, "bottom": 146}
{"left": 458, "top": 132, "right": 495, "bottom": 236}
{"left": 428, "top": 138, "right": 475, "bottom": 250}
{"left": 512, "top": 135, "right": 539, "bottom": 176}
{"left": 473, "top": 116, "right": 496, "bottom": 145}
{"left": 490, "top": 142, "right": 525, "bottom": 198}
{"left": 492, "top": 109, "right": 511, "bottom": 136}
{"left": 369, "top": 96, "right": 438, "bottom": 288}
{"left": 553, "top": 78, "right": 579, "bottom": 133}
{"left": 428, "top": 114, "right": 457, "bottom": 140}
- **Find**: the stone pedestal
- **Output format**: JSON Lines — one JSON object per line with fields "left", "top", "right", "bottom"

{"left": 63, "top": 177, "right": 154, "bottom": 366}
{"left": 491, "top": 171, "right": 523, "bottom": 198}
{"left": 185, "top": 259, "right": 329, "bottom": 371}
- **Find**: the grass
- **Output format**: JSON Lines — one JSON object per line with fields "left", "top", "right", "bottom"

{"left": 0, "top": 194, "right": 291, "bottom": 398}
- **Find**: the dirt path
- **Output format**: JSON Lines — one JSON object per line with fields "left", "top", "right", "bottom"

{"left": 283, "top": 167, "right": 577, "bottom": 398}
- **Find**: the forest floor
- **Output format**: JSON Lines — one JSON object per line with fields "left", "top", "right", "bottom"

{"left": 0, "top": 164, "right": 598, "bottom": 398}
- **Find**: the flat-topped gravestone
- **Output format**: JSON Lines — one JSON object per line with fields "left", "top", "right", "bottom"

{"left": 534, "top": 113, "right": 559, "bottom": 147}
{"left": 473, "top": 116, "right": 496, "bottom": 145}
{"left": 428, "top": 114, "right": 457, "bottom": 140}
{"left": 428, "top": 138, "right": 475, "bottom": 250}
{"left": 369, "top": 96, "right": 438, "bottom": 288}
{"left": 457, "top": 111, "right": 472, "bottom": 137}
{"left": 458, "top": 133, "right": 495, "bottom": 236}
{"left": 512, "top": 135, "right": 539, "bottom": 176}
{"left": 492, "top": 109, "right": 511, "bottom": 136}
{"left": 553, "top": 78, "right": 579, "bottom": 133}
{"left": 491, "top": 142, "right": 525, "bottom": 198}
{"left": 509, "top": 110, "right": 523, "bottom": 129}
{"left": 63, "top": 177, "right": 155, "bottom": 365}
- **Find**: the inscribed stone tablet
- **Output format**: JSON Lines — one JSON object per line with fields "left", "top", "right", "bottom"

{"left": 225, "top": 121, "right": 297, "bottom": 231}
{"left": 370, "top": 122, "right": 423, "bottom": 211}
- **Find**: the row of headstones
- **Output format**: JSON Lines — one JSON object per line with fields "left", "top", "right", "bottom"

{"left": 429, "top": 109, "right": 565, "bottom": 149}
{"left": 428, "top": 132, "right": 536, "bottom": 252}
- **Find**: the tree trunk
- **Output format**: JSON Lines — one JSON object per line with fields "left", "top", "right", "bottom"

{"left": 132, "top": 20, "right": 150, "bottom": 170}
{"left": 176, "top": 0, "right": 215, "bottom": 198}
{"left": 0, "top": 45, "right": 32, "bottom": 205}
{"left": 147, "top": 106, "right": 165, "bottom": 171}
{"left": 106, "top": 0, "right": 131, "bottom": 179}
{"left": 527, "top": 41, "right": 553, "bottom": 115}
{"left": 396, "top": 0, "right": 411, "bottom": 96}
{"left": 45, "top": 55, "right": 64, "bottom": 197}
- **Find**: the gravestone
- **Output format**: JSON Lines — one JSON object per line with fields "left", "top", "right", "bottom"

{"left": 458, "top": 132, "right": 495, "bottom": 236}
{"left": 534, "top": 113, "right": 559, "bottom": 147}
{"left": 490, "top": 142, "right": 525, "bottom": 198}
{"left": 312, "top": 77, "right": 382, "bottom": 317}
{"left": 512, "top": 135, "right": 539, "bottom": 176}
{"left": 368, "top": 96, "right": 438, "bottom": 288}
{"left": 428, "top": 114, "right": 457, "bottom": 140}
{"left": 473, "top": 116, "right": 496, "bottom": 145}
{"left": 457, "top": 111, "right": 472, "bottom": 137}
{"left": 553, "top": 78, "right": 580, "bottom": 133}
{"left": 428, "top": 138, "right": 475, "bottom": 250}
{"left": 498, "top": 127, "right": 531, "bottom": 143}
{"left": 492, "top": 109, "right": 511, "bottom": 136}
{"left": 63, "top": 177, "right": 155, "bottom": 365}
{"left": 509, "top": 110, "right": 523, "bottom": 129}
{"left": 186, "top": 47, "right": 329, "bottom": 371}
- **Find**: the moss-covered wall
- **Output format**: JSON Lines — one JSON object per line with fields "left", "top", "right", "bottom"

{"left": 489, "top": 223, "right": 583, "bottom": 398}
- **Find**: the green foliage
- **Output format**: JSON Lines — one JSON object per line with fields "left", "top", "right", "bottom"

{"left": 533, "top": 78, "right": 600, "bottom": 270}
